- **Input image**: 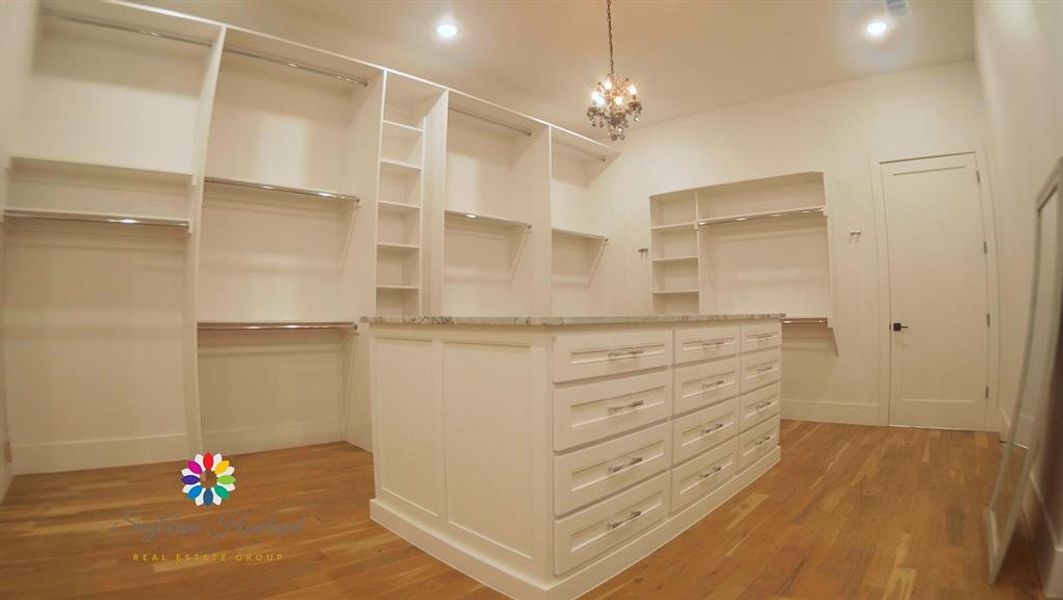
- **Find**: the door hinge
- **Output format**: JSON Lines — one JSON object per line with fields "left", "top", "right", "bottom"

{"left": 986, "top": 313, "right": 991, "bottom": 327}
{"left": 976, "top": 170, "right": 981, "bottom": 183}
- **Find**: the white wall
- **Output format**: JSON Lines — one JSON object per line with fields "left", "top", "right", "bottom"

{"left": 608, "top": 61, "right": 991, "bottom": 426}
{"left": 975, "top": 0, "right": 1063, "bottom": 595}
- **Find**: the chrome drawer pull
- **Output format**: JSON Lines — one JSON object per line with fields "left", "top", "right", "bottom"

{"left": 754, "top": 434, "right": 775, "bottom": 447}
{"left": 699, "top": 340, "right": 727, "bottom": 347}
{"left": 751, "top": 332, "right": 776, "bottom": 339}
{"left": 701, "top": 422, "right": 725, "bottom": 434}
{"left": 753, "top": 400, "right": 773, "bottom": 409}
{"left": 608, "top": 348, "right": 646, "bottom": 359}
{"left": 700, "top": 379, "right": 727, "bottom": 389}
{"left": 607, "top": 456, "right": 644, "bottom": 474}
{"left": 699, "top": 465, "right": 724, "bottom": 479}
{"left": 608, "top": 399, "right": 645, "bottom": 414}
{"left": 754, "top": 365, "right": 774, "bottom": 373}
{"left": 606, "top": 510, "right": 642, "bottom": 530}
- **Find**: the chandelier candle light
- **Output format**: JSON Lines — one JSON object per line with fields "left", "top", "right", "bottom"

{"left": 587, "top": 0, "right": 642, "bottom": 140}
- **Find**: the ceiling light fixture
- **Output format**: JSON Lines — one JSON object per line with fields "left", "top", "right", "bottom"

{"left": 865, "top": 19, "right": 889, "bottom": 38}
{"left": 436, "top": 22, "right": 458, "bottom": 39}
{"left": 587, "top": 0, "right": 642, "bottom": 141}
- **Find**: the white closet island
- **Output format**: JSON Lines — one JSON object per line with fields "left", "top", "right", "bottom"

{"left": 364, "top": 314, "right": 783, "bottom": 599}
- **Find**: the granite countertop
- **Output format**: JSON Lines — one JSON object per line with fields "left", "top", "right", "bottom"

{"left": 360, "top": 314, "right": 784, "bottom": 326}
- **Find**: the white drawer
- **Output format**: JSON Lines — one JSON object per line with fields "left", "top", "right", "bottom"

{"left": 673, "top": 357, "right": 740, "bottom": 415}
{"left": 740, "top": 321, "right": 782, "bottom": 353}
{"left": 554, "top": 423, "right": 670, "bottom": 516}
{"left": 739, "top": 383, "right": 781, "bottom": 431}
{"left": 553, "top": 329, "right": 672, "bottom": 383}
{"left": 671, "top": 398, "right": 738, "bottom": 465}
{"left": 554, "top": 473, "right": 669, "bottom": 575}
{"left": 673, "top": 324, "right": 739, "bottom": 365}
{"left": 670, "top": 437, "right": 738, "bottom": 512}
{"left": 554, "top": 370, "right": 672, "bottom": 451}
{"left": 739, "top": 348, "right": 781, "bottom": 393}
{"left": 738, "top": 416, "right": 779, "bottom": 472}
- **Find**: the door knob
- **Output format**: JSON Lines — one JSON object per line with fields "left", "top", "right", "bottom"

{"left": 892, "top": 322, "right": 909, "bottom": 331}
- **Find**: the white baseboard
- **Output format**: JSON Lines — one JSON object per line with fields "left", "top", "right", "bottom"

{"left": 781, "top": 399, "right": 878, "bottom": 425}
{"left": 203, "top": 419, "right": 343, "bottom": 456}
{"left": 1024, "top": 475, "right": 1063, "bottom": 598}
{"left": 371, "top": 447, "right": 781, "bottom": 600}
{"left": 0, "top": 458, "right": 13, "bottom": 503}
{"left": 14, "top": 432, "right": 189, "bottom": 474}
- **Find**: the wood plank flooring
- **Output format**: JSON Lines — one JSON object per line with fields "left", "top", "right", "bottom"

{"left": 0, "top": 421, "right": 1043, "bottom": 599}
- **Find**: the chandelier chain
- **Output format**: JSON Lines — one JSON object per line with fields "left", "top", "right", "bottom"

{"left": 607, "top": 0, "right": 615, "bottom": 74}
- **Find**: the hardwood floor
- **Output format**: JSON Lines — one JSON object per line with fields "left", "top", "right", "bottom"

{"left": 0, "top": 421, "right": 1043, "bottom": 599}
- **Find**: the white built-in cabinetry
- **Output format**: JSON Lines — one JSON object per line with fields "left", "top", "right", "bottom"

{"left": 0, "top": 0, "right": 621, "bottom": 473}
{"left": 368, "top": 316, "right": 782, "bottom": 599}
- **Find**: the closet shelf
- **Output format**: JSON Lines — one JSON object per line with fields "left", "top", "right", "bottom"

{"left": 383, "top": 119, "right": 423, "bottom": 135}
{"left": 652, "top": 289, "right": 699, "bottom": 295}
{"left": 198, "top": 321, "right": 357, "bottom": 331}
{"left": 651, "top": 221, "right": 697, "bottom": 232}
{"left": 204, "top": 177, "right": 360, "bottom": 203}
{"left": 378, "top": 242, "right": 420, "bottom": 251}
{"left": 378, "top": 200, "right": 420, "bottom": 212}
{"left": 652, "top": 255, "right": 698, "bottom": 263}
{"left": 697, "top": 205, "right": 824, "bottom": 226}
{"left": 380, "top": 159, "right": 422, "bottom": 176}
{"left": 377, "top": 284, "right": 419, "bottom": 291}
{"left": 445, "top": 210, "right": 531, "bottom": 230}
{"left": 552, "top": 227, "right": 608, "bottom": 242}
{"left": 3, "top": 207, "right": 190, "bottom": 229}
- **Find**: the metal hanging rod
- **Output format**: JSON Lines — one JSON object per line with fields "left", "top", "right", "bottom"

{"left": 781, "top": 317, "right": 829, "bottom": 325}
{"left": 204, "top": 177, "right": 361, "bottom": 203}
{"left": 444, "top": 209, "right": 531, "bottom": 230}
{"left": 4, "top": 207, "right": 190, "bottom": 229}
{"left": 41, "top": 9, "right": 213, "bottom": 47}
{"left": 449, "top": 107, "right": 533, "bottom": 137}
{"left": 223, "top": 47, "right": 369, "bottom": 86}
{"left": 552, "top": 227, "right": 609, "bottom": 242}
{"left": 553, "top": 140, "right": 608, "bottom": 163}
{"left": 198, "top": 321, "right": 357, "bottom": 331}
{"left": 697, "top": 205, "right": 825, "bottom": 227}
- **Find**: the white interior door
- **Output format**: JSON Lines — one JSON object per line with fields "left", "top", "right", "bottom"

{"left": 882, "top": 153, "right": 989, "bottom": 430}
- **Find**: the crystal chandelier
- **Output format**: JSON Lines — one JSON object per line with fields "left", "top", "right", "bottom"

{"left": 587, "top": 0, "right": 642, "bottom": 141}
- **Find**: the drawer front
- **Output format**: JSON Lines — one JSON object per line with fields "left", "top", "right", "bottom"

{"left": 670, "top": 437, "right": 738, "bottom": 512}
{"left": 553, "top": 329, "right": 672, "bottom": 383}
{"left": 739, "top": 348, "right": 781, "bottom": 393}
{"left": 740, "top": 321, "right": 782, "bottom": 353}
{"left": 554, "top": 473, "right": 669, "bottom": 575}
{"left": 673, "top": 357, "right": 740, "bottom": 415}
{"left": 554, "top": 370, "right": 672, "bottom": 451}
{"left": 738, "top": 416, "right": 780, "bottom": 471}
{"left": 739, "top": 383, "right": 781, "bottom": 431}
{"left": 673, "top": 324, "right": 740, "bottom": 364}
{"left": 671, "top": 398, "right": 739, "bottom": 465}
{"left": 554, "top": 423, "right": 670, "bottom": 516}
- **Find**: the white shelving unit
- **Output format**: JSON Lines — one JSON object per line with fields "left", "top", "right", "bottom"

{"left": 649, "top": 190, "right": 700, "bottom": 314}
{"left": 0, "top": 0, "right": 621, "bottom": 472}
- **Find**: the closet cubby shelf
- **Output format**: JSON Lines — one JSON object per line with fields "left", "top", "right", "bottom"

{"left": 697, "top": 205, "right": 824, "bottom": 226}
{"left": 378, "top": 200, "right": 420, "bottom": 212}
{"left": 204, "top": 176, "right": 361, "bottom": 203}
{"left": 380, "top": 158, "right": 422, "bottom": 175}
{"left": 652, "top": 255, "right": 698, "bottom": 263}
{"left": 383, "top": 119, "right": 424, "bottom": 135}
{"left": 650, "top": 221, "right": 697, "bottom": 231}
{"left": 377, "top": 242, "right": 420, "bottom": 251}
{"left": 652, "top": 289, "right": 699, "bottom": 295}
{"left": 444, "top": 210, "right": 532, "bottom": 230}
{"left": 3, "top": 207, "right": 191, "bottom": 229}
{"left": 198, "top": 321, "right": 356, "bottom": 331}
{"left": 552, "top": 227, "right": 608, "bottom": 242}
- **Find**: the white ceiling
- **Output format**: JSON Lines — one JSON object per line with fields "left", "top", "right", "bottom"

{"left": 147, "top": 0, "right": 975, "bottom": 137}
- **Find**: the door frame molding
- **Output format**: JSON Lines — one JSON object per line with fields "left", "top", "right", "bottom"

{"left": 869, "top": 143, "right": 1001, "bottom": 432}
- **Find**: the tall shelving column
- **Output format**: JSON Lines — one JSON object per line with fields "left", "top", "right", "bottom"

{"left": 649, "top": 191, "right": 700, "bottom": 314}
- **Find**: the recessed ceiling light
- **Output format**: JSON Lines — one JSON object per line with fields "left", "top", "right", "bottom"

{"left": 436, "top": 23, "right": 459, "bottom": 39}
{"left": 866, "top": 19, "right": 889, "bottom": 38}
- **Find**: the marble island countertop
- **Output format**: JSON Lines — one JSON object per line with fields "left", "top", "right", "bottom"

{"left": 361, "top": 314, "right": 784, "bottom": 326}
